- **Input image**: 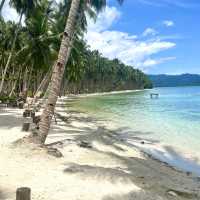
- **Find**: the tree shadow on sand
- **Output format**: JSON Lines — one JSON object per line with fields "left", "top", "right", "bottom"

{"left": 65, "top": 154, "right": 200, "bottom": 199}
{"left": 50, "top": 109, "right": 200, "bottom": 199}
{"left": 102, "top": 190, "right": 164, "bottom": 200}
{"left": 0, "top": 108, "right": 23, "bottom": 129}
{"left": 0, "top": 189, "right": 8, "bottom": 200}
{"left": 48, "top": 107, "right": 155, "bottom": 148}
{"left": 63, "top": 154, "right": 200, "bottom": 200}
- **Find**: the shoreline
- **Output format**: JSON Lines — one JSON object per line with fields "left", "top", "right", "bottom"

{"left": 58, "top": 100, "right": 200, "bottom": 177}
{"left": 123, "top": 137, "right": 200, "bottom": 177}
{"left": 1, "top": 100, "right": 200, "bottom": 199}
{"left": 66, "top": 88, "right": 147, "bottom": 98}
{"left": 60, "top": 95, "right": 200, "bottom": 178}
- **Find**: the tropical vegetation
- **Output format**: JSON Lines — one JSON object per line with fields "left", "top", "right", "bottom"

{"left": 0, "top": 0, "right": 152, "bottom": 144}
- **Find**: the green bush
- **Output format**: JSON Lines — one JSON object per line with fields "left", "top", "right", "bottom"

{"left": 0, "top": 96, "right": 17, "bottom": 103}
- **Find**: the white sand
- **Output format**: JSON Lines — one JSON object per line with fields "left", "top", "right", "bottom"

{"left": 66, "top": 89, "right": 145, "bottom": 98}
{"left": 0, "top": 100, "right": 200, "bottom": 200}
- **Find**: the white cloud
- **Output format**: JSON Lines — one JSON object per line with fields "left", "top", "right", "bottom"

{"left": 140, "top": 57, "right": 176, "bottom": 68}
{"left": 2, "top": 2, "right": 177, "bottom": 71}
{"left": 2, "top": 0, "right": 19, "bottom": 22}
{"left": 85, "top": 6, "right": 176, "bottom": 71}
{"left": 142, "top": 28, "right": 158, "bottom": 37}
{"left": 87, "top": 6, "right": 121, "bottom": 32}
{"left": 163, "top": 20, "right": 175, "bottom": 27}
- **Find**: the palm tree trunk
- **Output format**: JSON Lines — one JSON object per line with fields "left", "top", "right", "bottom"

{"left": 34, "top": 68, "right": 51, "bottom": 98}
{"left": 22, "top": 66, "right": 28, "bottom": 93}
{"left": 0, "top": 0, "right": 5, "bottom": 15}
{"left": 36, "top": 0, "right": 80, "bottom": 144}
{"left": 0, "top": 11, "right": 23, "bottom": 94}
{"left": 26, "top": 66, "right": 33, "bottom": 93}
{"left": 9, "top": 79, "right": 17, "bottom": 97}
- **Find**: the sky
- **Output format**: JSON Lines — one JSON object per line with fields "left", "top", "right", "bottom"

{"left": 2, "top": 0, "right": 200, "bottom": 74}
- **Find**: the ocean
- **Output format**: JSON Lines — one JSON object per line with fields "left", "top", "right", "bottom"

{"left": 66, "top": 86, "right": 200, "bottom": 176}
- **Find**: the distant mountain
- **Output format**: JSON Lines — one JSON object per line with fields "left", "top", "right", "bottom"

{"left": 148, "top": 74, "right": 200, "bottom": 87}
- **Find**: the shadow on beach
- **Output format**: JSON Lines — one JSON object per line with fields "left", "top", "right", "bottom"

{"left": 47, "top": 105, "right": 200, "bottom": 199}
{"left": 1, "top": 103, "right": 200, "bottom": 200}
{"left": 0, "top": 188, "right": 10, "bottom": 200}
{"left": 0, "top": 108, "right": 23, "bottom": 129}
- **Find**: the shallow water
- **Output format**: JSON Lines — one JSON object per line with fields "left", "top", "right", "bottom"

{"left": 67, "top": 86, "right": 200, "bottom": 175}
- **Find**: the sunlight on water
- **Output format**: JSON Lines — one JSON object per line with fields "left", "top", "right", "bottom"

{"left": 67, "top": 86, "right": 200, "bottom": 174}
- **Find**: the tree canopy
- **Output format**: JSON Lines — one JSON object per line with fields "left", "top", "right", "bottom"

{"left": 0, "top": 0, "right": 152, "bottom": 99}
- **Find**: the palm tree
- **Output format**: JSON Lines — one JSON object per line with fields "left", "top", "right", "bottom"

{"left": 36, "top": 0, "right": 124, "bottom": 144}
{"left": 0, "top": 0, "right": 39, "bottom": 94}
{"left": 36, "top": 0, "right": 81, "bottom": 144}
{"left": 0, "top": 0, "right": 152, "bottom": 102}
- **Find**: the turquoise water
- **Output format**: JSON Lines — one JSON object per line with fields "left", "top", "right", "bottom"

{"left": 67, "top": 86, "right": 200, "bottom": 175}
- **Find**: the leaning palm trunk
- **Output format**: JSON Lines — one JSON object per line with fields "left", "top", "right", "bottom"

{"left": 9, "top": 79, "right": 17, "bottom": 97}
{"left": 36, "top": 0, "right": 80, "bottom": 144}
{"left": 22, "top": 66, "right": 28, "bottom": 93}
{"left": 0, "top": 11, "right": 23, "bottom": 94}
{"left": 9, "top": 66, "right": 21, "bottom": 97}
{"left": 31, "top": 37, "right": 74, "bottom": 114}
{"left": 33, "top": 66, "right": 52, "bottom": 100}
{"left": 30, "top": 68, "right": 52, "bottom": 112}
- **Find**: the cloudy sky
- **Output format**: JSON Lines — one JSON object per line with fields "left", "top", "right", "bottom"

{"left": 2, "top": 0, "right": 200, "bottom": 74}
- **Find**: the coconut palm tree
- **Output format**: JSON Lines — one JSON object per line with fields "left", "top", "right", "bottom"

{"left": 0, "top": 0, "right": 39, "bottom": 94}
{"left": 0, "top": 18, "right": 21, "bottom": 95}
{"left": 35, "top": 0, "right": 124, "bottom": 144}
{"left": 0, "top": 0, "right": 152, "bottom": 103}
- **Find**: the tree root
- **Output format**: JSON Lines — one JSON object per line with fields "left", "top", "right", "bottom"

{"left": 12, "top": 130, "right": 63, "bottom": 158}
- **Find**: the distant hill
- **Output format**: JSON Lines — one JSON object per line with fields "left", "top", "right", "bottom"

{"left": 148, "top": 74, "right": 200, "bottom": 87}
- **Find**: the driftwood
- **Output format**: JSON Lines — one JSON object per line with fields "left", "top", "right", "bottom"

{"left": 47, "top": 148, "right": 63, "bottom": 158}
{"left": 78, "top": 141, "right": 92, "bottom": 149}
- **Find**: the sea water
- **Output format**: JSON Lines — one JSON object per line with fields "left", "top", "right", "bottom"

{"left": 67, "top": 86, "right": 200, "bottom": 175}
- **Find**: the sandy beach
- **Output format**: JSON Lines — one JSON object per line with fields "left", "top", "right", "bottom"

{"left": 76, "top": 89, "right": 145, "bottom": 97}
{"left": 0, "top": 98, "right": 200, "bottom": 200}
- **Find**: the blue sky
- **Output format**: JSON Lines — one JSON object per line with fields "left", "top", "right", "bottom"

{"left": 86, "top": 0, "right": 200, "bottom": 74}
{"left": 3, "top": 0, "right": 200, "bottom": 74}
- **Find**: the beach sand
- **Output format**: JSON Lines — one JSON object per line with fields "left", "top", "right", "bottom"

{"left": 0, "top": 98, "right": 200, "bottom": 200}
